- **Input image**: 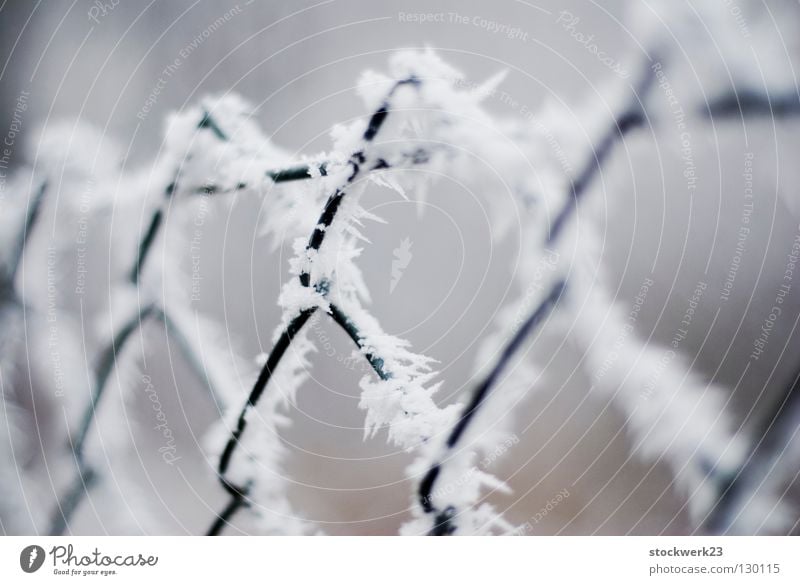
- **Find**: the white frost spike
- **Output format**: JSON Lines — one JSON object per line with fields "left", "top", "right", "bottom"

{"left": 369, "top": 171, "right": 407, "bottom": 200}
{"left": 328, "top": 291, "right": 458, "bottom": 450}
{"left": 470, "top": 70, "right": 508, "bottom": 102}
{"left": 390, "top": 237, "right": 413, "bottom": 294}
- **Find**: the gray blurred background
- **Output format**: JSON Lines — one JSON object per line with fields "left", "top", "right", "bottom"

{"left": 1, "top": 0, "right": 799, "bottom": 535}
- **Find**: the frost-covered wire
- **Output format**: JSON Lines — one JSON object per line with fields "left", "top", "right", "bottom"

{"left": 704, "top": 365, "right": 800, "bottom": 535}
{"left": 49, "top": 301, "right": 156, "bottom": 535}
{"left": 415, "top": 279, "right": 566, "bottom": 535}
{"left": 11, "top": 33, "right": 799, "bottom": 537}
{"left": 0, "top": 177, "right": 49, "bottom": 534}
{"left": 6, "top": 180, "right": 48, "bottom": 284}
{"left": 206, "top": 50, "right": 525, "bottom": 532}
{"left": 407, "top": 44, "right": 800, "bottom": 534}
{"left": 207, "top": 76, "right": 436, "bottom": 534}
{"left": 404, "top": 58, "right": 657, "bottom": 535}
{"left": 49, "top": 98, "right": 331, "bottom": 534}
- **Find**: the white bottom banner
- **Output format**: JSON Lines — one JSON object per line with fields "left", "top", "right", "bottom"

{"left": 1, "top": 537, "right": 796, "bottom": 584}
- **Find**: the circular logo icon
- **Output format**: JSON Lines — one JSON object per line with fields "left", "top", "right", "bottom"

{"left": 20, "top": 545, "right": 46, "bottom": 573}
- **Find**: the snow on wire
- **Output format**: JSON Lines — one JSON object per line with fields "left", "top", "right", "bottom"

{"left": 4, "top": 46, "right": 798, "bottom": 536}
